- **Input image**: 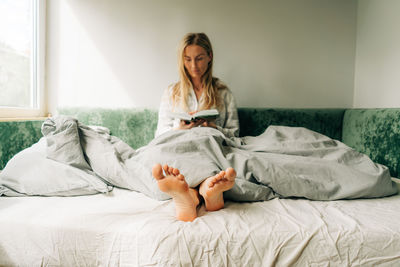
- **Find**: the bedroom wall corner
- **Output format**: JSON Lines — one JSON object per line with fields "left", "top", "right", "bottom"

{"left": 353, "top": 0, "right": 400, "bottom": 108}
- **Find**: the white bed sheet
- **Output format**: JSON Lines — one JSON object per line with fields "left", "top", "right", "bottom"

{"left": 1, "top": 180, "right": 400, "bottom": 267}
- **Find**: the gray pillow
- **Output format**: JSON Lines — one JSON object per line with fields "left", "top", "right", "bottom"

{"left": 0, "top": 138, "right": 112, "bottom": 196}
{"left": 41, "top": 116, "right": 91, "bottom": 170}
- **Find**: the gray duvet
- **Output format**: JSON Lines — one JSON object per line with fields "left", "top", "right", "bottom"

{"left": 0, "top": 116, "right": 397, "bottom": 200}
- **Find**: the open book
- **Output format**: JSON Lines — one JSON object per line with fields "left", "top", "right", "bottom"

{"left": 168, "top": 109, "right": 219, "bottom": 122}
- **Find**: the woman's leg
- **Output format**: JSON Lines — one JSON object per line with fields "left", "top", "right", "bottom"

{"left": 199, "top": 168, "right": 236, "bottom": 211}
{"left": 152, "top": 164, "right": 200, "bottom": 222}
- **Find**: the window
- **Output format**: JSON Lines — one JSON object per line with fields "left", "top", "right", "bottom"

{"left": 0, "top": 0, "right": 46, "bottom": 118}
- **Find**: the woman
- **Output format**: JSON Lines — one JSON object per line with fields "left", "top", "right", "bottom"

{"left": 153, "top": 33, "right": 240, "bottom": 222}
{"left": 155, "top": 33, "right": 239, "bottom": 138}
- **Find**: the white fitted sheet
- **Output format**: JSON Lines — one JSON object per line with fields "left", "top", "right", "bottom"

{"left": 1, "top": 180, "right": 400, "bottom": 267}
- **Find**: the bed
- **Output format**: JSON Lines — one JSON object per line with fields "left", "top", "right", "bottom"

{"left": 1, "top": 181, "right": 400, "bottom": 266}
{"left": 1, "top": 107, "right": 400, "bottom": 266}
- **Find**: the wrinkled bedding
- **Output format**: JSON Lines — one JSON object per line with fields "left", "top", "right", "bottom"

{"left": 1, "top": 185, "right": 400, "bottom": 266}
{"left": 1, "top": 116, "right": 400, "bottom": 266}
{"left": 0, "top": 116, "right": 397, "bottom": 201}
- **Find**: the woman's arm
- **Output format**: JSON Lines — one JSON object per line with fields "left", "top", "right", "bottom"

{"left": 216, "top": 89, "right": 240, "bottom": 138}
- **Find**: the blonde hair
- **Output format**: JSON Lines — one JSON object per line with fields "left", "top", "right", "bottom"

{"left": 171, "top": 33, "right": 226, "bottom": 111}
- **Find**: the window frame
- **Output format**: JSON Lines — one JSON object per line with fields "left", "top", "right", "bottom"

{"left": 0, "top": 0, "right": 47, "bottom": 119}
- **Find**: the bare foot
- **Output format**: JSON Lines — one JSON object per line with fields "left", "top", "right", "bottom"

{"left": 152, "top": 164, "right": 200, "bottom": 222}
{"left": 199, "top": 167, "right": 236, "bottom": 211}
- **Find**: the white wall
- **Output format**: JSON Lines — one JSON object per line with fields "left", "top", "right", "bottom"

{"left": 353, "top": 0, "right": 400, "bottom": 108}
{"left": 46, "top": 0, "right": 357, "bottom": 113}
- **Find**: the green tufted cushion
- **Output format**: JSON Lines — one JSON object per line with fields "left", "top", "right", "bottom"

{"left": 238, "top": 108, "right": 345, "bottom": 140}
{"left": 0, "top": 120, "right": 44, "bottom": 170}
{"left": 342, "top": 109, "right": 400, "bottom": 178}
{"left": 58, "top": 107, "right": 159, "bottom": 150}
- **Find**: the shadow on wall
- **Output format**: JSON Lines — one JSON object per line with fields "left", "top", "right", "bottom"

{"left": 50, "top": 0, "right": 183, "bottom": 108}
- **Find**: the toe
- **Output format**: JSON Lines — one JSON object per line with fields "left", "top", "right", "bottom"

{"left": 168, "top": 166, "right": 174, "bottom": 175}
{"left": 173, "top": 168, "right": 180, "bottom": 176}
{"left": 163, "top": 164, "right": 169, "bottom": 175}
{"left": 152, "top": 164, "right": 164, "bottom": 180}
{"left": 225, "top": 168, "right": 236, "bottom": 180}
{"left": 210, "top": 177, "right": 218, "bottom": 187}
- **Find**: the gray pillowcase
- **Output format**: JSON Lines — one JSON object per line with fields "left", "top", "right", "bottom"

{"left": 0, "top": 138, "right": 111, "bottom": 196}
{"left": 41, "top": 116, "right": 91, "bottom": 170}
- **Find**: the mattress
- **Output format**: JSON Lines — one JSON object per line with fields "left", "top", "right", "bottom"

{"left": 1, "top": 180, "right": 400, "bottom": 267}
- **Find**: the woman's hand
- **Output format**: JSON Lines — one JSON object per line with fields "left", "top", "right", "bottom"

{"left": 175, "top": 110, "right": 202, "bottom": 130}
{"left": 174, "top": 110, "right": 217, "bottom": 130}
{"left": 201, "top": 120, "right": 217, "bottom": 129}
{"left": 176, "top": 119, "right": 205, "bottom": 130}
{"left": 190, "top": 110, "right": 217, "bottom": 129}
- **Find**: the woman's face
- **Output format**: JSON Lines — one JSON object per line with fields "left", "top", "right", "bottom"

{"left": 183, "top": 44, "right": 212, "bottom": 80}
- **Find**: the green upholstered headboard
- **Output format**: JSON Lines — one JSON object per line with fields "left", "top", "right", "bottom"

{"left": 0, "top": 120, "right": 44, "bottom": 170}
{"left": 342, "top": 109, "right": 400, "bottom": 178}
{"left": 58, "top": 107, "right": 158, "bottom": 150}
{"left": 0, "top": 108, "right": 345, "bottom": 170}
{"left": 1, "top": 107, "right": 399, "bottom": 179}
{"left": 58, "top": 107, "right": 346, "bottom": 143}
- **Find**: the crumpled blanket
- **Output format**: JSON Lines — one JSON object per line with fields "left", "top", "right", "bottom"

{"left": 1, "top": 116, "right": 397, "bottom": 201}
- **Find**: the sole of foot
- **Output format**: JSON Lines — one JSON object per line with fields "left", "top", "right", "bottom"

{"left": 152, "top": 163, "right": 200, "bottom": 222}
{"left": 199, "top": 167, "right": 236, "bottom": 211}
